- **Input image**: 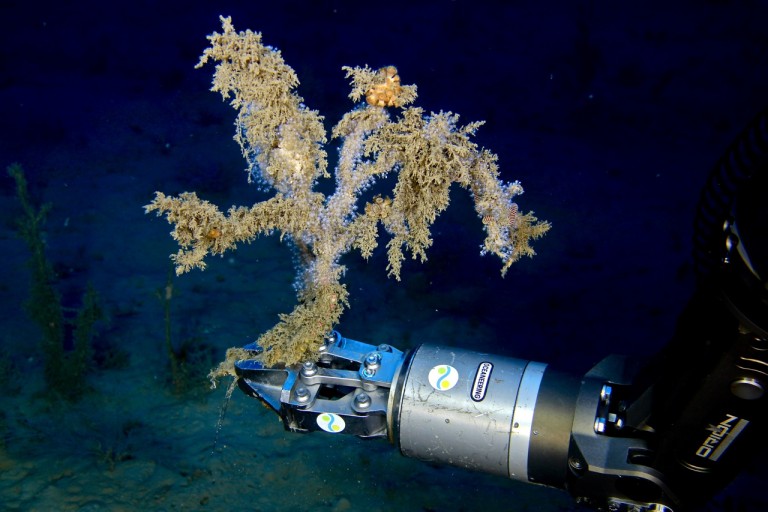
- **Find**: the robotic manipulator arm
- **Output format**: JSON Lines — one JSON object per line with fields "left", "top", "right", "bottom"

{"left": 234, "top": 111, "right": 768, "bottom": 512}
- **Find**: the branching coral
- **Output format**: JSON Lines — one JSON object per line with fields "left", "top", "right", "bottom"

{"left": 146, "top": 16, "right": 550, "bottom": 376}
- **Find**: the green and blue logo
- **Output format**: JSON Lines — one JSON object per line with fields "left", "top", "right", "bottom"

{"left": 317, "top": 413, "right": 345, "bottom": 433}
{"left": 428, "top": 364, "right": 459, "bottom": 391}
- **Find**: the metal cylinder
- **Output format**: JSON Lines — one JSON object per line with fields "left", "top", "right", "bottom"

{"left": 389, "top": 344, "right": 548, "bottom": 481}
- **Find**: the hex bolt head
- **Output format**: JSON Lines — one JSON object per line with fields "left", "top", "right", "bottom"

{"left": 568, "top": 457, "right": 585, "bottom": 473}
{"left": 301, "top": 361, "right": 318, "bottom": 377}
{"left": 600, "top": 384, "right": 612, "bottom": 404}
{"left": 354, "top": 393, "right": 371, "bottom": 409}
{"left": 363, "top": 352, "right": 382, "bottom": 375}
{"left": 295, "top": 386, "right": 310, "bottom": 403}
{"left": 594, "top": 417, "right": 606, "bottom": 433}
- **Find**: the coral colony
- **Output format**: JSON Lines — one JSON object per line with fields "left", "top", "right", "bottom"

{"left": 146, "top": 17, "right": 550, "bottom": 377}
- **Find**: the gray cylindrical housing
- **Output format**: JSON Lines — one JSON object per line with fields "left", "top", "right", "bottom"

{"left": 391, "top": 344, "right": 547, "bottom": 480}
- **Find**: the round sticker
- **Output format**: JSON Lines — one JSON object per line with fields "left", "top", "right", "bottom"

{"left": 316, "top": 413, "right": 345, "bottom": 433}
{"left": 428, "top": 365, "right": 459, "bottom": 391}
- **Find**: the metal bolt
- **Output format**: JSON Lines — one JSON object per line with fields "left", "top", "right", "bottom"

{"left": 319, "top": 332, "right": 336, "bottom": 353}
{"left": 731, "top": 377, "right": 765, "bottom": 400}
{"left": 600, "top": 384, "right": 612, "bottom": 404}
{"left": 594, "top": 417, "right": 606, "bottom": 433}
{"left": 377, "top": 344, "right": 391, "bottom": 352}
{"left": 568, "top": 457, "right": 584, "bottom": 472}
{"left": 354, "top": 392, "right": 371, "bottom": 409}
{"left": 362, "top": 352, "right": 381, "bottom": 378}
{"left": 301, "top": 361, "right": 318, "bottom": 377}
{"left": 295, "top": 386, "right": 310, "bottom": 403}
{"left": 365, "top": 352, "right": 382, "bottom": 367}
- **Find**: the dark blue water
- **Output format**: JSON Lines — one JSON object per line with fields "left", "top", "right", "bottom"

{"left": 1, "top": 1, "right": 767, "bottom": 510}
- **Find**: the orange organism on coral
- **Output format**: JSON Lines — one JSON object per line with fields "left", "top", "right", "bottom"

{"left": 365, "top": 66, "right": 403, "bottom": 107}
